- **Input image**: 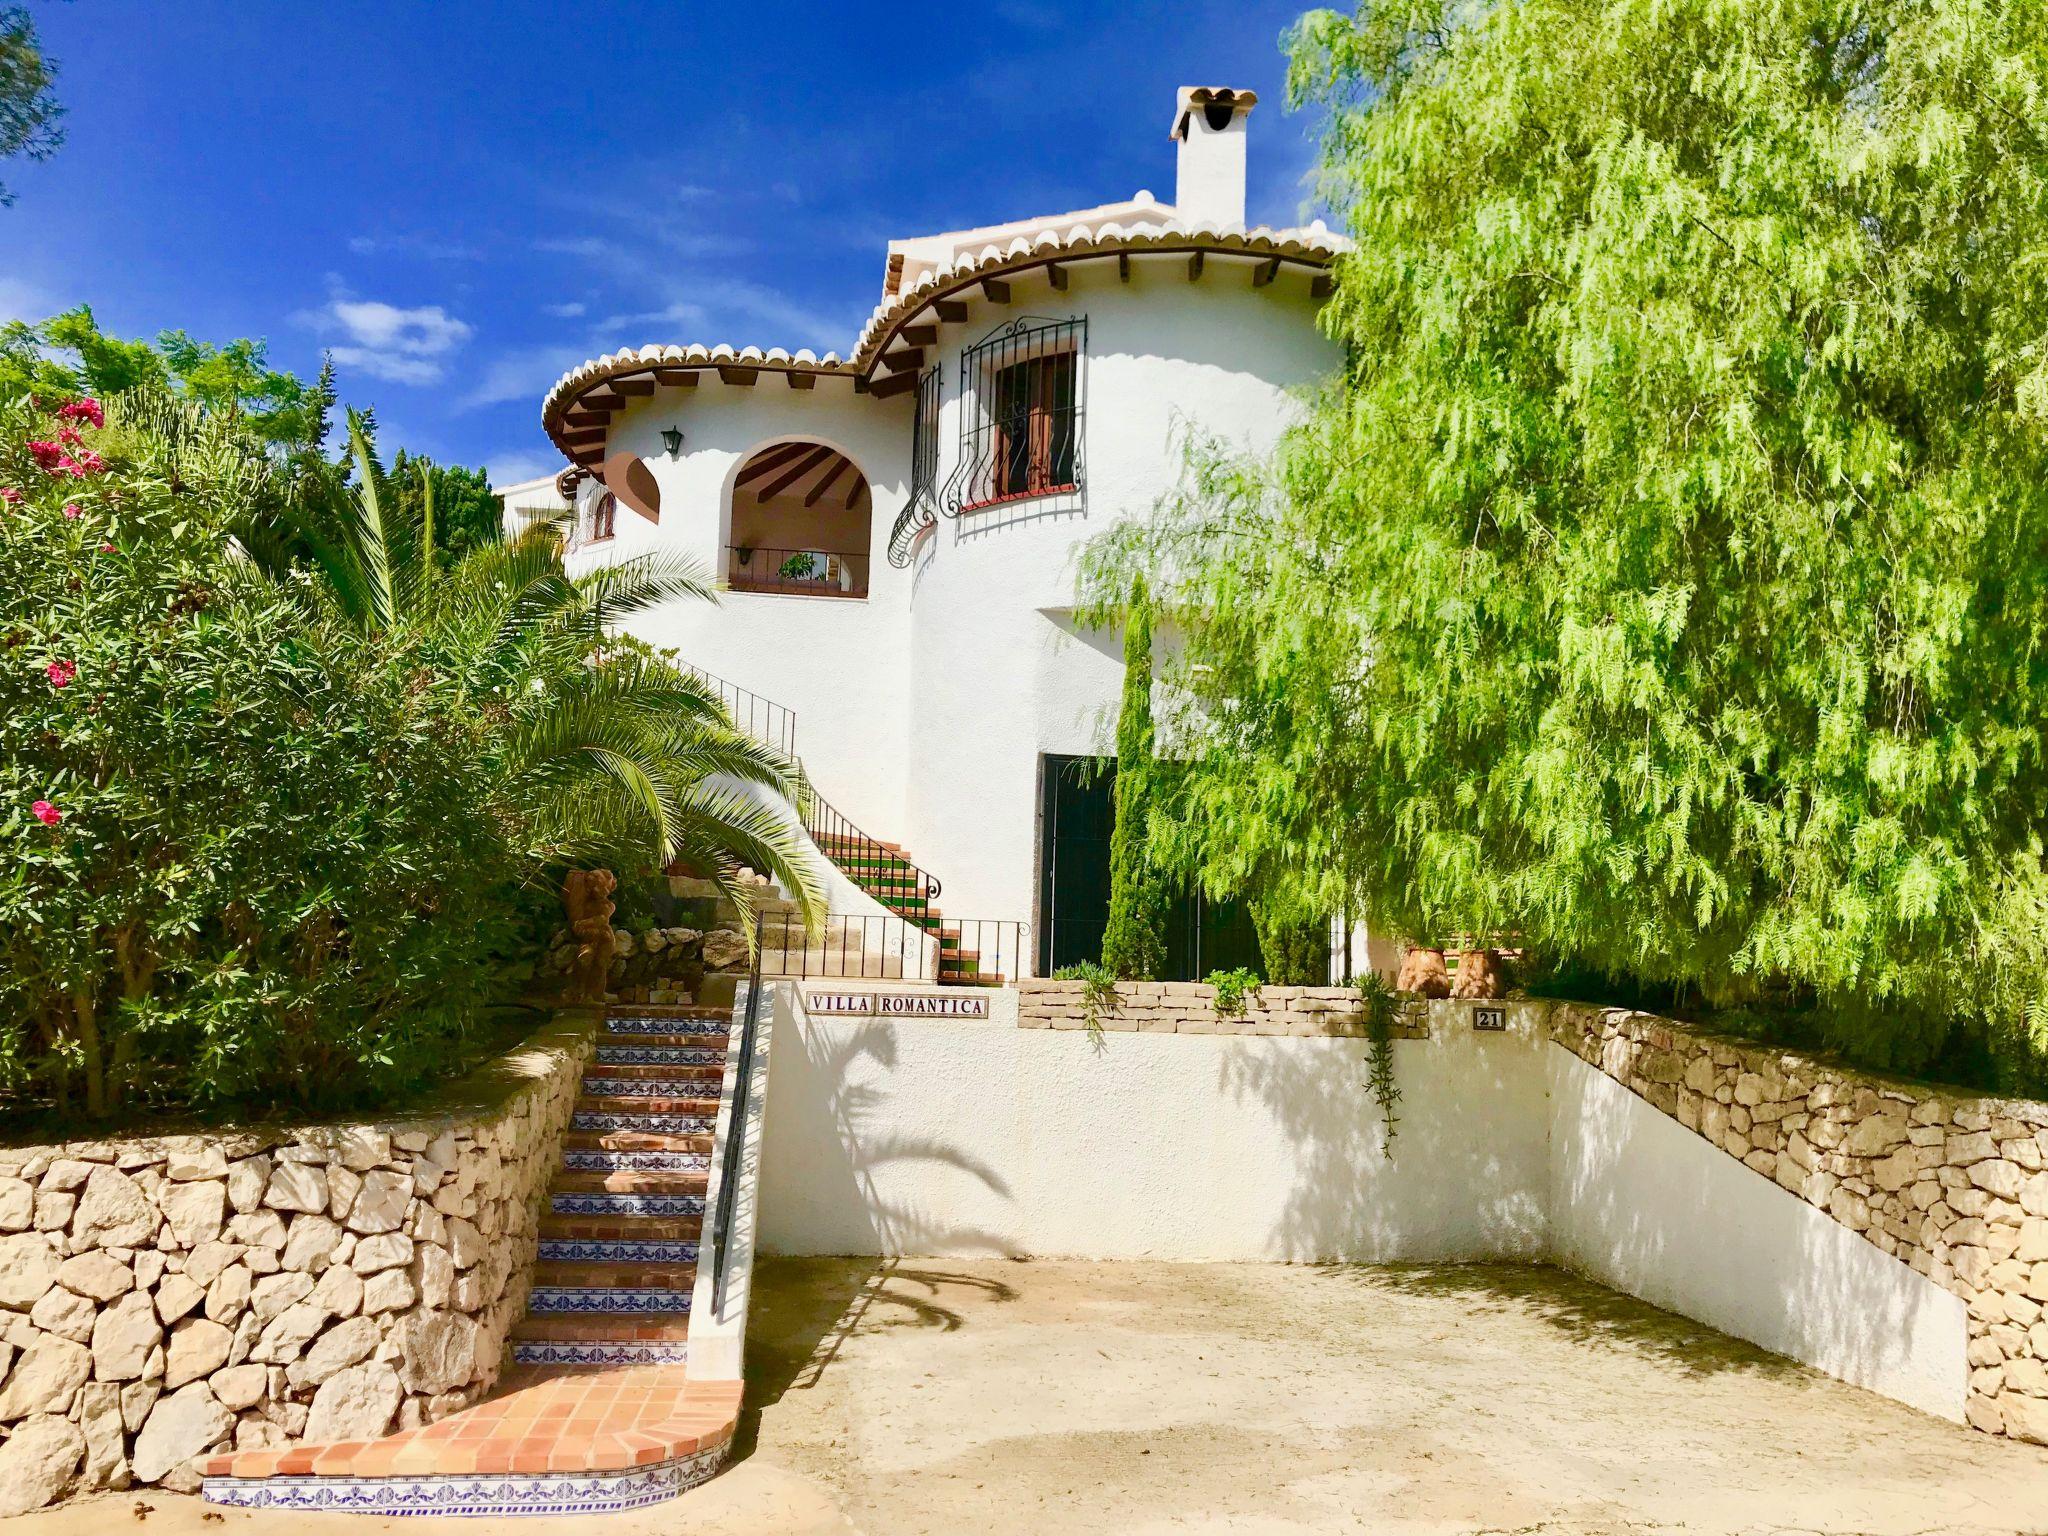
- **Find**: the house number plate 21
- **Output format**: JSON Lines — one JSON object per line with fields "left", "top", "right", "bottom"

{"left": 1473, "top": 1006, "right": 1507, "bottom": 1032}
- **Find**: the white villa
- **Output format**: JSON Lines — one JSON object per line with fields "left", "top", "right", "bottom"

{"left": 500, "top": 87, "right": 1347, "bottom": 982}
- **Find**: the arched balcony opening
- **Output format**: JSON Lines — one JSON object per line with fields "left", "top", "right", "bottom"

{"left": 725, "top": 441, "right": 872, "bottom": 599}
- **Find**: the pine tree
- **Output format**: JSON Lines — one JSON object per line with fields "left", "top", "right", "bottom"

{"left": 1101, "top": 579, "right": 1166, "bottom": 980}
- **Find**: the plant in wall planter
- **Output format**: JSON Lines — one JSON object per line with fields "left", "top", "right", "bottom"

{"left": 1358, "top": 971, "right": 1402, "bottom": 1153}
{"left": 1395, "top": 944, "right": 1450, "bottom": 998}
{"left": 1206, "top": 967, "right": 1262, "bottom": 1019}
{"left": 1052, "top": 960, "right": 1118, "bottom": 1036}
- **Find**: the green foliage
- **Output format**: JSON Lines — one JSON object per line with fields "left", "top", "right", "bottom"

{"left": 0, "top": 307, "right": 325, "bottom": 450}
{"left": 0, "top": 391, "right": 522, "bottom": 1122}
{"left": 1206, "top": 967, "right": 1263, "bottom": 1018}
{"left": 1051, "top": 960, "right": 1118, "bottom": 1034}
{"left": 388, "top": 451, "right": 501, "bottom": 568}
{"left": 1357, "top": 973, "right": 1401, "bottom": 1152}
{"left": 1100, "top": 580, "right": 1167, "bottom": 980}
{"left": 245, "top": 414, "right": 824, "bottom": 928}
{"left": 0, "top": 4, "right": 61, "bottom": 205}
{"left": 1089, "top": 0, "right": 2048, "bottom": 1088}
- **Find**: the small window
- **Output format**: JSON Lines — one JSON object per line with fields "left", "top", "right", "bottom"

{"left": 944, "top": 315, "right": 1086, "bottom": 514}
{"left": 588, "top": 490, "right": 617, "bottom": 543}
{"left": 992, "top": 351, "right": 1077, "bottom": 499}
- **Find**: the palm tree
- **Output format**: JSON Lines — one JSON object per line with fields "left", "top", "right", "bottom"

{"left": 262, "top": 412, "right": 823, "bottom": 929}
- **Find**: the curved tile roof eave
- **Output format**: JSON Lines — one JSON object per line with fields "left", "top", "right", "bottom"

{"left": 539, "top": 218, "right": 1351, "bottom": 453}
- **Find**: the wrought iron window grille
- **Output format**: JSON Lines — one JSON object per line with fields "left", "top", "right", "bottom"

{"left": 941, "top": 315, "right": 1086, "bottom": 517}
{"left": 888, "top": 367, "right": 943, "bottom": 568}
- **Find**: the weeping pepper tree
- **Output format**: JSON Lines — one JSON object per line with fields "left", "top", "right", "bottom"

{"left": 1087, "top": 0, "right": 2048, "bottom": 1087}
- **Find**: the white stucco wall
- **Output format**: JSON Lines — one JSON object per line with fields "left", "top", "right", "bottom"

{"left": 903, "top": 263, "right": 1336, "bottom": 922}
{"left": 758, "top": 990, "right": 1551, "bottom": 1262}
{"left": 754, "top": 993, "right": 1969, "bottom": 1419}
{"left": 1545, "top": 1046, "right": 1968, "bottom": 1421}
{"left": 567, "top": 382, "right": 918, "bottom": 838}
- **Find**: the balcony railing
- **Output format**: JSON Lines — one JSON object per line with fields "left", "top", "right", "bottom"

{"left": 758, "top": 912, "right": 1028, "bottom": 985}
{"left": 725, "top": 545, "right": 868, "bottom": 599}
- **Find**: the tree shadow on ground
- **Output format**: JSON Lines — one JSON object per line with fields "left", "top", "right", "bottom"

{"left": 1314, "top": 1260, "right": 1806, "bottom": 1382}
{"left": 732, "top": 1256, "right": 1022, "bottom": 1459}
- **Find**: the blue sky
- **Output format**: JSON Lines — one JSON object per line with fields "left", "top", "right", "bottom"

{"left": 4, "top": 1, "right": 1331, "bottom": 486}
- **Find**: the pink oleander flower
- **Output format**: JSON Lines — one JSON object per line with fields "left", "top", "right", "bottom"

{"left": 31, "top": 800, "right": 60, "bottom": 827}
{"left": 68, "top": 449, "right": 106, "bottom": 476}
{"left": 46, "top": 660, "right": 75, "bottom": 688}
{"left": 27, "top": 440, "right": 62, "bottom": 470}
{"left": 0, "top": 487, "right": 20, "bottom": 505}
{"left": 57, "top": 398, "right": 104, "bottom": 429}
{"left": 57, "top": 426, "right": 82, "bottom": 447}
{"left": 99, "top": 541, "right": 115, "bottom": 554}
{"left": 62, "top": 503, "right": 81, "bottom": 520}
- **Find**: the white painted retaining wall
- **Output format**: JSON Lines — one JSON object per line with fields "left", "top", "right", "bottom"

{"left": 755, "top": 991, "right": 1968, "bottom": 1420}
{"left": 1545, "top": 1047, "right": 1968, "bottom": 1420}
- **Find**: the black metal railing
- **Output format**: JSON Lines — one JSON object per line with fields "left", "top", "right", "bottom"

{"left": 725, "top": 545, "right": 869, "bottom": 598}
{"left": 710, "top": 930, "right": 765, "bottom": 1314}
{"left": 794, "top": 768, "right": 943, "bottom": 909}
{"left": 758, "top": 911, "right": 1028, "bottom": 984}
{"left": 682, "top": 663, "right": 798, "bottom": 760}
{"left": 888, "top": 367, "right": 942, "bottom": 568}
{"left": 943, "top": 315, "right": 1086, "bottom": 515}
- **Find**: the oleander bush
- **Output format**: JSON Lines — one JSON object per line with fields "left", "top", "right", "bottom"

{"left": 0, "top": 391, "right": 523, "bottom": 1121}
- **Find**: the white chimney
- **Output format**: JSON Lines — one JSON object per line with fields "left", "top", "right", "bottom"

{"left": 1170, "top": 86, "right": 1257, "bottom": 227}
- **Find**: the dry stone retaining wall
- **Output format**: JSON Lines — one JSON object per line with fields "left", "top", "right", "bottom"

{"left": 0, "top": 1011, "right": 594, "bottom": 1512}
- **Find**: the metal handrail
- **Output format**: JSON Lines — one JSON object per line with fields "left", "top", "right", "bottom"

{"left": 710, "top": 927, "right": 765, "bottom": 1315}
{"left": 794, "top": 766, "right": 943, "bottom": 908}
{"left": 681, "top": 663, "right": 798, "bottom": 761}
{"left": 758, "top": 910, "right": 1026, "bottom": 983}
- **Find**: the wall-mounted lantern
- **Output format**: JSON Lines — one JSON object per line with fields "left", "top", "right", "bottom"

{"left": 660, "top": 426, "right": 685, "bottom": 458}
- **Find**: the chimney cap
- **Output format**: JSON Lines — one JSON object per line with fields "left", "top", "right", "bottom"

{"left": 1171, "top": 86, "right": 1258, "bottom": 140}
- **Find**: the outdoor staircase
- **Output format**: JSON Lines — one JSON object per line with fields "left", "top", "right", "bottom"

{"left": 201, "top": 1004, "right": 745, "bottom": 1517}
{"left": 512, "top": 1007, "right": 728, "bottom": 1366}
{"left": 812, "top": 827, "right": 1005, "bottom": 985}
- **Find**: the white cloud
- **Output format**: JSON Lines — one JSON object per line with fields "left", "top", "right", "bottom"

{"left": 347, "top": 233, "right": 485, "bottom": 262}
{"left": 543, "top": 301, "right": 587, "bottom": 319}
{"left": 534, "top": 235, "right": 619, "bottom": 261}
{"left": 297, "top": 295, "right": 474, "bottom": 385}
{"left": 457, "top": 344, "right": 591, "bottom": 411}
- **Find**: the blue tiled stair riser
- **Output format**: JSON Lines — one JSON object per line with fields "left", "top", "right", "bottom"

{"left": 604, "top": 1016, "right": 727, "bottom": 1036}
{"left": 538, "top": 1238, "right": 699, "bottom": 1264}
{"left": 593, "top": 1045, "right": 725, "bottom": 1066}
{"left": 550, "top": 1192, "right": 706, "bottom": 1218}
{"left": 580, "top": 1076, "right": 720, "bottom": 1098}
{"left": 202, "top": 1444, "right": 728, "bottom": 1517}
{"left": 559, "top": 1149, "right": 710, "bottom": 1173}
{"left": 510, "top": 1340, "right": 691, "bottom": 1367}
{"left": 526, "top": 1286, "right": 692, "bottom": 1315}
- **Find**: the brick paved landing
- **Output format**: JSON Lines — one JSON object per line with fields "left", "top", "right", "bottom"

{"left": 200, "top": 1007, "right": 744, "bottom": 1518}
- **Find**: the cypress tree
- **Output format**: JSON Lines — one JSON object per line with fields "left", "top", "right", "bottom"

{"left": 1101, "top": 578, "right": 1166, "bottom": 980}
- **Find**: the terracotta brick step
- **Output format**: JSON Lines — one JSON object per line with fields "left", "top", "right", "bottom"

{"left": 576, "top": 1093, "right": 720, "bottom": 1117}
{"left": 540, "top": 1215, "right": 702, "bottom": 1243}
{"left": 564, "top": 1129, "right": 714, "bottom": 1155}
{"left": 534, "top": 1260, "right": 700, "bottom": 1289}
{"left": 550, "top": 1170, "right": 709, "bottom": 1197}
{"left": 511, "top": 1316, "right": 694, "bottom": 1343}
